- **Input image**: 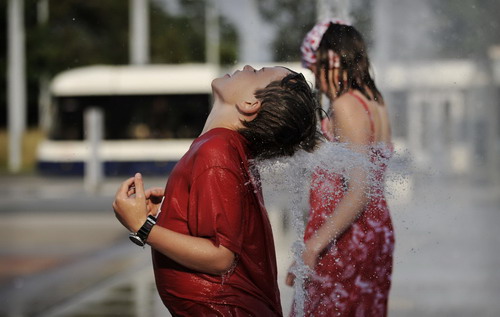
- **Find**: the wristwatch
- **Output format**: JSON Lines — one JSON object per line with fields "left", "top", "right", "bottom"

{"left": 129, "top": 215, "right": 157, "bottom": 247}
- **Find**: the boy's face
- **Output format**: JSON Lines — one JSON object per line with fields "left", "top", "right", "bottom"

{"left": 212, "top": 65, "right": 290, "bottom": 106}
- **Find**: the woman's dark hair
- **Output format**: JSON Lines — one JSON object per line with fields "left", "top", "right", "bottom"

{"left": 317, "top": 23, "right": 383, "bottom": 103}
{"left": 238, "top": 72, "right": 321, "bottom": 160}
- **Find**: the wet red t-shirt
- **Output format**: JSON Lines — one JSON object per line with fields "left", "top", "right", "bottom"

{"left": 152, "top": 128, "right": 282, "bottom": 316}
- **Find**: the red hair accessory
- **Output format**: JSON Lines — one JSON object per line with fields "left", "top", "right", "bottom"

{"left": 301, "top": 18, "right": 350, "bottom": 69}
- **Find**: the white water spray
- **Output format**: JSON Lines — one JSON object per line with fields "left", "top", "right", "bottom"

{"left": 255, "top": 141, "right": 411, "bottom": 316}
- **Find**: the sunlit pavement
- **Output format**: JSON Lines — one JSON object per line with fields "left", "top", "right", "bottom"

{"left": 0, "top": 173, "right": 499, "bottom": 316}
{"left": 0, "top": 175, "right": 166, "bottom": 277}
{"left": 387, "top": 175, "right": 500, "bottom": 317}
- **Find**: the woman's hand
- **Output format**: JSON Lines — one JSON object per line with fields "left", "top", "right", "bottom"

{"left": 112, "top": 173, "right": 148, "bottom": 232}
{"left": 285, "top": 243, "right": 322, "bottom": 287}
{"left": 303, "top": 240, "right": 322, "bottom": 270}
{"left": 285, "top": 262, "right": 296, "bottom": 287}
{"left": 145, "top": 187, "right": 164, "bottom": 217}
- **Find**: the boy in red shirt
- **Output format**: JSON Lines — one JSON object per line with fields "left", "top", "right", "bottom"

{"left": 113, "top": 65, "right": 319, "bottom": 316}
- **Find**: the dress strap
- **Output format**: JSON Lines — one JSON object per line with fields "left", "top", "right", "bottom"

{"left": 348, "top": 92, "right": 375, "bottom": 142}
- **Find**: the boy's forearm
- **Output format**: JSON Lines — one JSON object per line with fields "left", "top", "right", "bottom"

{"left": 147, "top": 225, "right": 235, "bottom": 275}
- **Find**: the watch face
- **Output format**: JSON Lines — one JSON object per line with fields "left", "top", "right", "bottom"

{"left": 129, "top": 234, "right": 145, "bottom": 247}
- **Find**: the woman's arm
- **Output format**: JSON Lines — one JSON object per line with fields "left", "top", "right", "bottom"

{"left": 113, "top": 173, "right": 235, "bottom": 275}
{"left": 303, "top": 95, "right": 373, "bottom": 268}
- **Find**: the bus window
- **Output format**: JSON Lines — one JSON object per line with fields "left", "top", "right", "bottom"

{"left": 49, "top": 94, "right": 211, "bottom": 141}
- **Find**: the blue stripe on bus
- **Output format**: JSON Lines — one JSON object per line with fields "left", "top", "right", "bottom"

{"left": 37, "top": 161, "right": 178, "bottom": 176}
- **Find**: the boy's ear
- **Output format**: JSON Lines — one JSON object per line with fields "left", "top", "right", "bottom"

{"left": 236, "top": 99, "right": 261, "bottom": 118}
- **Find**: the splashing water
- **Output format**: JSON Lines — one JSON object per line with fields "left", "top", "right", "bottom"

{"left": 253, "top": 141, "right": 411, "bottom": 316}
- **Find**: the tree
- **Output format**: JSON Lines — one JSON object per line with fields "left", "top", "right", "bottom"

{"left": 256, "top": 0, "right": 316, "bottom": 62}
{"left": 153, "top": 0, "right": 238, "bottom": 65}
{"left": 0, "top": 0, "right": 239, "bottom": 128}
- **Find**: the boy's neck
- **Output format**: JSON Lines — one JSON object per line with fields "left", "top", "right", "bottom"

{"left": 201, "top": 101, "right": 243, "bottom": 135}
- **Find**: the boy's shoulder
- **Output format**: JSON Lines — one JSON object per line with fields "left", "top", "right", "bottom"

{"left": 193, "top": 128, "right": 248, "bottom": 170}
{"left": 196, "top": 128, "right": 243, "bottom": 152}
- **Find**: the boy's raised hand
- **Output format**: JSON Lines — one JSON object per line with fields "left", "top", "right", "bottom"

{"left": 113, "top": 173, "right": 148, "bottom": 232}
{"left": 145, "top": 187, "right": 165, "bottom": 216}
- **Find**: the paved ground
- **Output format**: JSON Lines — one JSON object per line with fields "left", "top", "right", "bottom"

{"left": 270, "top": 172, "right": 500, "bottom": 317}
{"left": 0, "top": 172, "right": 499, "bottom": 316}
{"left": 386, "top": 175, "right": 500, "bottom": 317}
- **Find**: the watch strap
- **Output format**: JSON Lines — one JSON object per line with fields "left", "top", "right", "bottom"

{"left": 129, "top": 215, "right": 156, "bottom": 247}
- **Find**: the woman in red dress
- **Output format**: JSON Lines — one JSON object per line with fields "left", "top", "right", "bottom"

{"left": 286, "top": 19, "right": 395, "bottom": 316}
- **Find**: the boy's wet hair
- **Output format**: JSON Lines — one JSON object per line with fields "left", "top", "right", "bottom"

{"left": 239, "top": 72, "right": 321, "bottom": 160}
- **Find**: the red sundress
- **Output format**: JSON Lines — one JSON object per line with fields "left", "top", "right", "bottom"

{"left": 297, "top": 93, "right": 395, "bottom": 317}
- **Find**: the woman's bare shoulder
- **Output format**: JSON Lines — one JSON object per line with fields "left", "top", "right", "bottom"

{"left": 332, "top": 93, "right": 370, "bottom": 118}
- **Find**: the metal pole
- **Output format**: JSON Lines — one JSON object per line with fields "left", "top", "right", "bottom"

{"left": 7, "top": 0, "right": 27, "bottom": 173}
{"left": 129, "top": 0, "right": 150, "bottom": 65}
{"left": 38, "top": 0, "right": 51, "bottom": 132}
{"left": 84, "top": 108, "right": 104, "bottom": 193}
{"left": 407, "top": 92, "right": 427, "bottom": 169}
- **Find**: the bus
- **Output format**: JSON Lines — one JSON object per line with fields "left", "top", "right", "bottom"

{"left": 37, "top": 64, "right": 218, "bottom": 176}
{"left": 37, "top": 63, "right": 313, "bottom": 176}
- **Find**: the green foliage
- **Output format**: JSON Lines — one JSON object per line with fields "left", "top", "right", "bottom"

{"left": 219, "top": 16, "right": 239, "bottom": 65}
{"left": 28, "top": 0, "right": 237, "bottom": 73}
{"left": 29, "top": 1, "right": 129, "bottom": 75}
{"left": 0, "top": 0, "right": 239, "bottom": 128}
{"left": 150, "top": 8, "right": 205, "bottom": 63}
{"left": 256, "top": 0, "right": 316, "bottom": 61}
